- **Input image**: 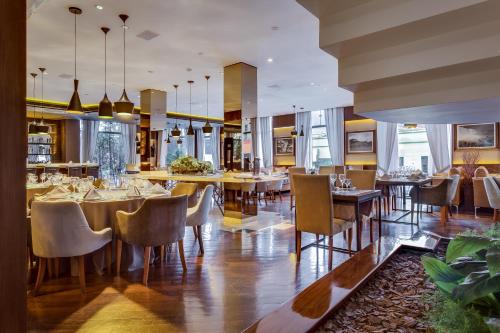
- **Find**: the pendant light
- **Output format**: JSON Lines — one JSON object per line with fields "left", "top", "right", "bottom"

{"left": 166, "top": 129, "right": 171, "bottom": 144}
{"left": 28, "top": 73, "right": 39, "bottom": 135}
{"left": 98, "top": 27, "right": 113, "bottom": 119}
{"left": 187, "top": 80, "right": 195, "bottom": 136}
{"left": 114, "top": 14, "right": 134, "bottom": 115}
{"left": 299, "top": 107, "right": 305, "bottom": 137}
{"left": 202, "top": 75, "right": 213, "bottom": 136}
{"left": 37, "top": 68, "right": 50, "bottom": 134}
{"left": 67, "top": 7, "right": 84, "bottom": 114}
{"left": 171, "top": 84, "right": 181, "bottom": 138}
{"left": 290, "top": 105, "right": 298, "bottom": 138}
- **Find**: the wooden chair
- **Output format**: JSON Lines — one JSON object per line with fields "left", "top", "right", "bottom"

{"left": 288, "top": 167, "right": 306, "bottom": 210}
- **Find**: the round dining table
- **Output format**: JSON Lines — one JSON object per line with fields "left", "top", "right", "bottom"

{"left": 34, "top": 188, "right": 170, "bottom": 274}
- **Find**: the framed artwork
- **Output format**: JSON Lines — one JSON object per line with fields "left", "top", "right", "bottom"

{"left": 346, "top": 130, "right": 375, "bottom": 154}
{"left": 274, "top": 137, "right": 294, "bottom": 156}
{"left": 456, "top": 123, "right": 497, "bottom": 149}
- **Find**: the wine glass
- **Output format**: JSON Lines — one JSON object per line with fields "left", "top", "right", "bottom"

{"left": 40, "top": 173, "right": 47, "bottom": 183}
{"left": 338, "top": 174, "right": 346, "bottom": 190}
{"left": 329, "top": 173, "right": 337, "bottom": 189}
{"left": 345, "top": 178, "right": 352, "bottom": 190}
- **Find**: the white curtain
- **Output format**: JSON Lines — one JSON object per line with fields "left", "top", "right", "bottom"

{"left": 120, "top": 123, "right": 138, "bottom": 165}
{"left": 157, "top": 130, "right": 167, "bottom": 168}
{"left": 259, "top": 116, "right": 273, "bottom": 168}
{"left": 296, "top": 111, "right": 312, "bottom": 168}
{"left": 250, "top": 117, "right": 258, "bottom": 161}
{"left": 376, "top": 121, "right": 398, "bottom": 175}
{"left": 186, "top": 134, "right": 195, "bottom": 157}
{"left": 425, "top": 124, "right": 452, "bottom": 174}
{"left": 324, "top": 107, "right": 344, "bottom": 165}
{"left": 81, "top": 120, "right": 99, "bottom": 162}
{"left": 210, "top": 127, "right": 220, "bottom": 170}
{"left": 195, "top": 129, "right": 205, "bottom": 161}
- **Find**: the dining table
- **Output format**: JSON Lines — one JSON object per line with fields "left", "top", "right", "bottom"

{"left": 33, "top": 187, "right": 170, "bottom": 273}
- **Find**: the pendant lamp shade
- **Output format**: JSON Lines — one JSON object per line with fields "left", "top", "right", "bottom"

{"left": 202, "top": 75, "right": 213, "bottom": 136}
{"left": 166, "top": 130, "right": 171, "bottom": 144}
{"left": 66, "top": 7, "right": 84, "bottom": 115}
{"left": 187, "top": 80, "right": 195, "bottom": 136}
{"left": 299, "top": 125, "right": 304, "bottom": 137}
{"left": 29, "top": 73, "right": 39, "bottom": 135}
{"left": 171, "top": 84, "right": 181, "bottom": 138}
{"left": 115, "top": 14, "right": 134, "bottom": 115}
{"left": 99, "top": 27, "right": 113, "bottom": 119}
{"left": 177, "top": 138, "right": 183, "bottom": 145}
{"left": 37, "top": 67, "right": 50, "bottom": 134}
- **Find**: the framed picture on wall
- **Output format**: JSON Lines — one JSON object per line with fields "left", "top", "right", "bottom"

{"left": 456, "top": 123, "right": 497, "bottom": 149}
{"left": 274, "top": 137, "right": 294, "bottom": 156}
{"left": 346, "top": 130, "right": 375, "bottom": 154}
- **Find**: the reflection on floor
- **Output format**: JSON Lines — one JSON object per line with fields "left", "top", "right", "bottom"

{"left": 27, "top": 195, "right": 495, "bottom": 333}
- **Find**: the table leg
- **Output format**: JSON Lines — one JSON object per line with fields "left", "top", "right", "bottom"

{"left": 402, "top": 186, "right": 406, "bottom": 210}
{"left": 378, "top": 195, "right": 382, "bottom": 239}
{"left": 355, "top": 202, "right": 361, "bottom": 251}
{"left": 416, "top": 186, "right": 420, "bottom": 225}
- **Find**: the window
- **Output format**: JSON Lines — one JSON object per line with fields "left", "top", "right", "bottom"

{"left": 166, "top": 129, "right": 188, "bottom": 165}
{"left": 311, "top": 110, "right": 332, "bottom": 168}
{"left": 95, "top": 121, "right": 126, "bottom": 181}
{"left": 203, "top": 136, "right": 213, "bottom": 164}
{"left": 397, "top": 124, "right": 433, "bottom": 174}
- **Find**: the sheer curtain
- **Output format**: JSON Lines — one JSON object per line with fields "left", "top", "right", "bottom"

{"left": 156, "top": 130, "right": 167, "bottom": 168}
{"left": 259, "top": 116, "right": 273, "bottom": 168}
{"left": 120, "top": 123, "right": 138, "bottom": 165}
{"left": 195, "top": 129, "right": 205, "bottom": 160}
{"left": 324, "top": 107, "right": 344, "bottom": 165}
{"left": 376, "top": 121, "right": 398, "bottom": 175}
{"left": 81, "top": 120, "right": 99, "bottom": 162}
{"left": 210, "top": 127, "right": 220, "bottom": 170}
{"left": 186, "top": 134, "right": 195, "bottom": 157}
{"left": 250, "top": 117, "right": 259, "bottom": 161}
{"left": 296, "top": 111, "right": 312, "bottom": 168}
{"left": 425, "top": 124, "right": 451, "bottom": 174}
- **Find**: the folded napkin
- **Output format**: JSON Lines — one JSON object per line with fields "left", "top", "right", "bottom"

{"left": 150, "top": 183, "right": 168, "bottom": 194}
{"left": 67, "top": 184, "right": 77, "bottom": 192}
{"left": 126, "top": 185, "right": 142, "bottom": 197}
{"left": 44, "top": 185, "right": 70, "bottom": 199}
{"left": 83, "top": 188, "right": 102, "bottom": 200}
{"left": 142, "top": 180, "right": 154, "bottom": 189}
{"left": 380, "top": 174, "right": 392, "bottom": 180}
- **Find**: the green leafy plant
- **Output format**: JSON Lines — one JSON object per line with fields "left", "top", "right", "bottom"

{"left": 422, "top": 224, "right": 500, "bottom": 332}
{"left": 170, "top": 156, "right": 213, "bottom": 175}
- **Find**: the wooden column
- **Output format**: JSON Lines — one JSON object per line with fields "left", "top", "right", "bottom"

{"left": 0, "top": 0, "right": 27, "bottom": 331}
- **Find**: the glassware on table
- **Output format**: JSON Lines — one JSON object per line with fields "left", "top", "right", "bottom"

{"left": 344, "top": 178, "right": 352, "bottom": 190}
{"left": 27, "top": 173, "right": 38, "bottom": 185}
{"left": 338, "top": 174, "right": 346, "bottom": 190}
{"left": 40, "top": 173, "right": 47, "bottom": 183}
{"left": 329, "top": 173, "right": 337, "bottom": 188}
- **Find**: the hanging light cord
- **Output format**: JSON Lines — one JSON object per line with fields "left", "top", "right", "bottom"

{"left": 123, "top": 22, "right": 126, "bottom": 90}
{"left": 206, "top": 77, "right": 209, "bottom": 119}
{"left": 175, "top": 85, "right": 178, "bottom": 127}
{"left": 104, "top": 31, "right": 107, "bottom": 93}
{"left": 32, "top": 74, "right": 37, "bottom": 119}
{"left": 40, "top": 70, "right": 44, "bottom": 122}
{"left": 189, "top": 82, "right": 192, "bottom": 118}
{"left": 74, "top": 13, "right": 77, "bottom": 79}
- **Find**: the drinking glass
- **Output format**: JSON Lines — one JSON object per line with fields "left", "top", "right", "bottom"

{"left": 329, "top": 173, "right": 337, "bottom": 189}
{"left": 338, "top": 174, "right": 346, "bottom": 190}
{"left": 40, "top": 173, "right": 47, "bottom": 183}
{"left": 345, "top": 179, "right": 352, "bottom": 190}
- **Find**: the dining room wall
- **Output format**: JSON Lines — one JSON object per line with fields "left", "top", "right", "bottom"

{"left": 272, "top": 114, "right": 296, "bottom": 167}
{"left": 343, "top": 107, "right": 377, "bottom": 168}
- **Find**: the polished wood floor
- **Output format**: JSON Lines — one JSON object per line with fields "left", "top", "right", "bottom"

{"left": 27, "top": 195, "right": 495, "bottom": 333}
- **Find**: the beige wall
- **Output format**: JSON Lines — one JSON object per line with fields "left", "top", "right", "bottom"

{"left": 344, "top": 119, "right": 377, "bottom": 166}
{"left": 273, "top": 126, "right": 295, "bottom": 166}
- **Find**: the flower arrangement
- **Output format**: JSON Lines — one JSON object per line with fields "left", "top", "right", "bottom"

{"left": 170, "top": 156, "right": 213, "bottom": 175}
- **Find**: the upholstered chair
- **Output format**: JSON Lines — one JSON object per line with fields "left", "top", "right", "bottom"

{"left": 171, "top": 182, "right": 198, "bottom": 208}
{"left": 346, "top": 169, "right": 377, "bottom": 239}
{"left": 474, "top": 166, "right": 489, "bottom": 178}
{"left": 115, "top": 195, "right": 188, "bottom": 286}
{"left": 288, "top": 167, "right": 306, "bottom": 210}
{"left": 240, "top": 182, "right": 256, "bottom": 205}
{"left": 267, "top": 180, "right": 284, "bottom": 202}
{"left": 293, "top": 174, "right": 354, "bottom": 270}
{"left": 483, "top": 176, "right": 500, "bottom": 221}
{"left": 223, "top": 182, "right": 241, "bottom": 202}
{"left": 186, "top": 185, "right": 214, "bottom": 254}
{"left": 254, "top": 181, "right": 270, "bottom": 205}
{"left": 473, "top": 177, "right": 492, "bottom": 217}
{"left": 318, "top": 165, "right": 345, "bottom": 176}
{"left": 410, "top": 174, "right": 460, "bottom": 224}
{"left": 30, "top": 201, "right": 112, "bottom": 295}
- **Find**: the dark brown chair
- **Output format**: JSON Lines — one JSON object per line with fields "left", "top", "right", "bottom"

{"left": 68, "top": 166, "right": 82, "bottom": 177}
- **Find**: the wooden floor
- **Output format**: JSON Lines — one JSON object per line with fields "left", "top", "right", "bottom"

{"left": 27, "top": 196, "right": 495, "bottom": 333}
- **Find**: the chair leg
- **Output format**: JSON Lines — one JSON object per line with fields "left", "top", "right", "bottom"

{"left": 347, "top": 228, "right": 353, "bottom": 256}
{"left": 116, "top": 239, "right": 122, "bottom": 277}
{"left": 295, "top": 230, "right": 301, "bottom": 262}
{"left": 192, "top": 226, "right": 198, "bottom": 240}
{"left": 369, "top": 218, "right": 373, "bottom": 243}
{"left": 54, "top": 257, "right": 60, "bottom": 278}
{"left": 106, "top": 243, "right": 112, "bottom": 275}
{"left": 290, "top": 194, "right": 294, "bottom": 210}
{"left": 279, "top": 191, "right": 282, "bottom": 202}
{"left": 33, "top": 257, "right": 46, "bottom": 296}
{"left": 143, "top": 246, "right": 151, "bottom": 286}
{"left": 328, "top": 235, "right": 333, "bottom": 271}
{"left": 197, "top": 225, "right": 204, "bottom": 254}
{"left": 316, "top": 234, "right": 320, "bottom": 243}
{"left": 494, "top": 209, "right": 498, "bottom": 222}
{"left": 47, "top": 258, "right": 53, "bottom": 278}
{"left": 160, "top": 245, "right": 165, "bottom": 263}
{"left": 78, "top": 255, "right": 86, "bottom": 293}
{"left": 475, "top": 207, "right": 478, "bottom": 218}
{"left": 440, "top": 206, "right": 449, "bottom": 224}
{"left": 178, "top": 239, "right": 187, "bottom": 272}
{"left": 411, "top": 202, "right": 414, "bottom": 224}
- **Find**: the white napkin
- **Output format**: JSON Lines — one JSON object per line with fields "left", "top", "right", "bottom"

{"left": 150, "top": 183, "right": 168, "bottom": 194}
{"left": 83, "top": 188, "right": 102, "bottom": 200}
{"left": 141, "top": 179, "right": 154, "bottom": 189}
{"left": 127, "top": 185, "right": 142, "bottom": 197}
{"left": 380, "top": 174, "right": 392, "bottom": 180}
{"left": 45, "top": 186, "right": 70, "bottom": 199}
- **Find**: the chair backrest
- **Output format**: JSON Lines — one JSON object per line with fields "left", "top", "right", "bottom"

{"left": 117, "top": 195, "right": 188, "bottom": 246}
{"left": 44, "top": 166, "right": 59, "bottom": 174}
{"left": 268, "top": 180, "right": 283, "bottom": 191}
{"left": 288, "top": 167, "right": 306, "bottom": 195}
{"left": 187, "top": 185, "right": 214, "bottom": 226}
{"left": 483, "top": 176, "right": 500, "bottom": 209}
{"left": 241, "top": 182, "right": 256, "bottom": 192}
{"left": 473, "top": 177, "right": 491, "bottom": 208}
{"left": 318, "top": 165, "right": 345, "bottom": 175}
{"left": 346, "top": 170, "right": 376, "bottom": 190}
{"left": 446, "top": 174, "right": 460, "bottom": 204}
{"left": 255, "top": 181, "right": 268, "bottom": 192}
{"left": 31, "top": 201, "right": 98, "bottom": 258}
{"left": 171, "top": 182, "right": 198, "bottom": 208}
{"left": 125, "top": 163, "right": 140, "bottom": 174}
{"left": 474, "top": 166, "right": 489, "bottom": 178}
{"left": 293, "top": 174, "right": 333, "bottom": 235}
{"left": 449, "top": 167, "right": 462, "bottom": 176}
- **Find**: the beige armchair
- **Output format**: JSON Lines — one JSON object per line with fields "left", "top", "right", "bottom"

{"left": 473, "top": 177, "right": 491, "bottom": 217}
{"left": 293, "top": 174, "right": 354, "bottom": 270}
{"left": 288, "top": 167, "right": 306, "bottom": 210}
{"left": 115, "top": 195, "right": 188, "bottom": 286}
{"left": 474, "top": 166, "right": 489, "bottom": 178}
{"left": 171, "top": 182, "right": 198, "bottom": 208}
{"left": 186, "top": 185, "right": 214, "bottom": 254}
{"left": 30, "top": 201, "right": 112, "bottom": 295}
{"left": 318, "top": 165, "right": 345, "bottom": 175}
{"left": 346, "top": 169, "right": 377, "bottom": 239}
{"left": 484, "top": 176, "right": 500, "bottom": 221}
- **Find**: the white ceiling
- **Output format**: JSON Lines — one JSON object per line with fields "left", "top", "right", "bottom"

{"left": 27, "top": 0, "right": 353, "bottom": 118}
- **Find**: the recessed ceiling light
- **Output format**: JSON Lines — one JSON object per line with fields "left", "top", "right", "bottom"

{"left": 267, "top": 58, "right": 273, "bottom": 63}
{"left": 310, "top": 82, "right": 315, "bottom": 86}
{"left": 95, "top": 4, "right": 103, "bottom": 10}
{"left": 147, "top": 70, "right": 154, "bottom": 74}
{"left": 186, "top": 67, "right": 192, "bottom": 72}
{"left": 43, "top": 71, "right": 48, "bottom": 75}
{"left": 197, "top": 51, "right": 204, "bottom": 56}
